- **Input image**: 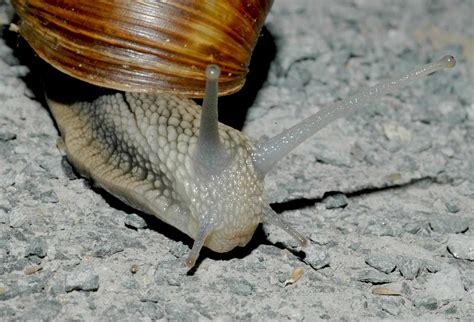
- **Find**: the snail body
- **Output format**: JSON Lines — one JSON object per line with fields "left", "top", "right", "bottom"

{"left": 48, "top": 74, "right": 265, "bottom": 264}
{"left": 12, "top": 1, "right": 456, "bottom": 268}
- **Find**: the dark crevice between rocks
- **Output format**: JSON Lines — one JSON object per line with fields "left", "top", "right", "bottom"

{"left": 270, "top": 176, "right": 436, "bottom": 213}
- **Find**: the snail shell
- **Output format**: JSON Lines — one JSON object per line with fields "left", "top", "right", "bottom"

{"left": 11, "top": 0, "right": 273, "bottom": 97}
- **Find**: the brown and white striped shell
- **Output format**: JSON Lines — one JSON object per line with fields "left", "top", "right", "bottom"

{"left": 12, "top": 0, "right": 273, "bottom": 97}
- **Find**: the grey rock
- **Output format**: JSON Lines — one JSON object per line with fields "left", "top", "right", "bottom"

{"left": 380, "top": 298, "right": 402, "bottom": 316}
{"left": 398, "top": 257, "right": 423, "bottom": 280}
{"left": 49, "top": 276, "right": 66, "bottom": 295}
{"left": 121, "top": 278, "right": 139, "bottom": 290}
{"left": 309, "top": 232, "right": 332, "bottom": 246}
{"left": 365, "top": 255, "right": 397, "bottom": 273}
{"left": 363, "top": 222, "right": 402, "bottom": 237}
{"left": 445, "top": 201, "right": 460, "bottom": 213}
{"left": 0, "top": 283, "right": 29, "bottom": 301}
{"left": 324, "top": 193, "right": 349, "bottom": 209}
{"left": 101, "top": 305, "right": 126, "bottom": 319}
{"left": 444, "top": 305, "right": 458, "bottom": 315}
{"left": 0, "top": 306, "right": 16, "bottom": 319}
{"left": 61, "top": 156, "right": 79, "bottom": 180}
{"left": 403, "top": 221, "right": 422, "bottom": 234}
{"left": 313, "top": 144, "right": 353, "bottom": 167}
{"left": 423, "top": 260, "right": 441, "bottom": 273}
{"left": 305, "top": 246, "right": 331, "bottom": 270}
{"left": 424, "top": 268, "right": 465, "bottom": 302}
{"left": 354, "top": 269, "right": 397, "bottom": 284}
{"left": 165, "top": 304, "right": 199, "bottom": 322}
{"left": 169, "top": 241, "right": 189, "bottom": 258}
{"left": 0, "top": 131, "right": 16, "bottom": 141}
{"left": 0, "top": 168, "right": 16, "bottom": 187}
{"left": 401, "top": 282, "right": 412, "bottom": 296}
{"left": 92, "top": 239, "right": 124, "bottom": 258}
{"left": 128, "top": 302, "right": 164, "bottom": 320}
{"left": 65, "top": 264, "right": 100, "bottom": 292}
{"left": 429, "top": 214, "right": 469, "bottom": 233}
{"left": 414, "top": 296, "right": 438, "bottom": 310}
{"left": 20, "top": 299, "right": 62, "bottom": 321}
{"left": 226, "top": 278, "right": 255, "bottom": 296}
{"left": 0, "top": 198, "right": 11, "bottom": 214}
{"left": 423, "top": 154, "right": 447, "bottom": 175}
{"left": 0, "top": 211, "right": 8, "bottom": 224}
{"left": 140, "top": 286, "right": 164, "bottom": 303}
{"left": 25, "top": 237, "right": 47, "bottom": 258}
{"left": 124, "top": 213, "right": 147, "bottom": 229}
{"left": 8, "top": 207, "right": 28, "bottom": 228}
{"left": 38, "top": 190, "right": 59, "bottom": 204}
{"left": 447, "top": 234, "right": 474, "bottom": 260}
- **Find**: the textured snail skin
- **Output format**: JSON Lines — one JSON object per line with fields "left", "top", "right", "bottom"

{"left": 46, "top": 56, "right": 455, "bottom": 268}
{"left": 48, "top": 92, "right": 263, "bottom": 255}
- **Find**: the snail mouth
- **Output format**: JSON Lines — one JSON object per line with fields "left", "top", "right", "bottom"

{"left": 205, "top": 226, "right": 257, "bottom": 253}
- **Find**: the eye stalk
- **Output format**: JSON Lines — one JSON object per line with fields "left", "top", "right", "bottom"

{"left": 251, "top": 55, "right": 457, "bottom": 175}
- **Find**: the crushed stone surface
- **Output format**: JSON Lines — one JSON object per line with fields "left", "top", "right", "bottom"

{"left": 1, "top": 0, "right": 473, "bottom": 320}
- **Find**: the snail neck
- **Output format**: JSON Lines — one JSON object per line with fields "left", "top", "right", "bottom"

{"left": 194, "top": 65, "right": 230, "bottom": 173}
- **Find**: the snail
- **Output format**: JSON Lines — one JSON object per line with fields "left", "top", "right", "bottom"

{"left": 11, "top": 0, "right": 456, "bottom": 268}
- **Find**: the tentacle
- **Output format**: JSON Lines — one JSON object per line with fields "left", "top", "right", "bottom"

{"left": 262, "top": 205, "right": 307, "bottom": 247}
{"left": 185, "top": 220, "right": 213, "bottom": 269}
{"left": 251, "top": 55, "right": 456, "bottom": 175}
{"left": 194, "top": 64, "right": 230, "bottom": 172}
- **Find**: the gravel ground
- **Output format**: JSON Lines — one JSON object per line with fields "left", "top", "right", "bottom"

{"left": 1, "top": 0, "right": 473, "bottom": 320}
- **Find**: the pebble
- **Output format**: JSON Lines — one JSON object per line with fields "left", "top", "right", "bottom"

{"left": 403, "top": 221, "right": 422, "bottom": 234}
{"left": 20, "top": 299, "right": 62, "bottom": 321}
{"left": 0, "top": 168, "right": 16, "bottom": 188}
{"left": 304, "top": 246, "right": 331, "bottom": 270}
{"left": 414, "top": 296, "right": 438, "bottom": 310}
{"left": 121, "top": 278, "right": 139, "bottom": 290}
{"left": 226, "top": 278, "right": 255, "bottom": 296}
{"left": 363, "top": 222, "right": 402, "bottom": 237}
{"left": 423, "top": 260, "right": 441, "bottom": 273}
{"left": 445, "top": 201, "right": 460, "bottom": 213}
{"left": 0, "top": 282, "right": 28, "bottom": 301}
{"left": 25, "top": 237, "right": 47, "bottom": 258}
{"left": 8, "top": 208, "right": 28, "bottom": 228}
{"left": 447, "top": 234, "right": 474, "bottom": 260}
{"left": 0, "top": 211, "right": 8, "bottom": 224}
{"left": 65, "top": 264, "right": 100, "bottom": 292}
{"left": 169, "top": 241, "right": 189, "bottom": 258}
{"left": 313, "top": 144, "right": 353, "bottom": 167}
{"left": 92, "top": 239, "right": 124, "bottom": 258}
{"left": 309, "top": 232, "right": 333, "bottom": 246}
{"left": 429, "top": 214, "right": 469, "bottom": 234}
{"left": 124, "top": 213, "right": 147, "bottom": 229}
{"left": 324, "top": 193, "right": 349, "bottom": 209}
{"left": 397, "top": 257, "right": 423, "bottom": 280}
{"left": 38, "top": 190, "right": 59, "bottom": 204}
{"left": 354, "top": 269, "right": 397, "bottom": 284}
{"left": 424, "top": 268, "right": 465, "bottom": 302}
{"left": 423, "top": 154, "right": 447, "bottom": 175}
{"left": 140, "top": 286, "right": 164, "bottom": 303}
{"left": 128, "top": 302, "right": 164, "bottom": 320}
{"left": 0, "top": 131, "right": 16, "bottom": 141}
{"left": 0, "top": 198, "right": 11, "bottom": 214}
{"left": 365, "top": 255, "right": 397, "bottom": 273}
{"left": 61, "top": 156, "right": 79, "bottom": 180}
{"left": 165, "top": 304, "right": 198, "bottom": 321}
